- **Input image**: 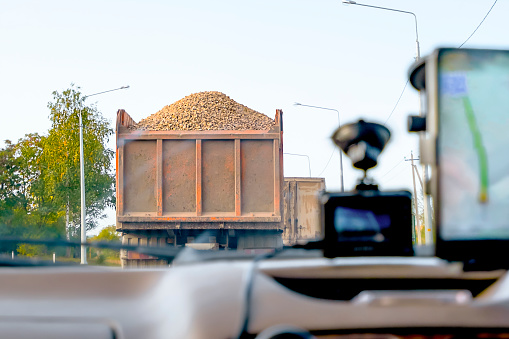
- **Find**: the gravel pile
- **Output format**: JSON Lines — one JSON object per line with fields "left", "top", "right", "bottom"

{"left": 130, "top": 91, "right": 275, "bottom": 131}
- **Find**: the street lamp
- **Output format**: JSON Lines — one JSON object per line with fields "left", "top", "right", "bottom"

{"left": 284, "top": 153, "right": 312, "bottom": 177}
{"left": 342, "top": 1, "right": 433, "bottom": 245}
{"left": 79, "top": 85, "right": 129, "bottom": 264}
{"left": 341, "top": 0, "right": 420, "bottom": 61}
{"left": 294, "top": 102, "right": 344, "bottom": 192}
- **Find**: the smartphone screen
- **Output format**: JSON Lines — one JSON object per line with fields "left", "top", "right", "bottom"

{"left": 438, "top": 49, "right": 509, "bottom": 241}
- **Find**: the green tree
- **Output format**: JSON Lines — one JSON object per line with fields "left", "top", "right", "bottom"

{"left": 0, "top": 135, "right": 64, "bottom": 256}
{"left": 89, "top": 226, "right": 120, "bottom": 264}
{"left": 91, "top": 226, "right": 120, "bottom": 242}
{"left": 0, "top": 85, "right": 115, "bottom": 257}
{"left": 0, "top": 140, "right": 21, "bottom": 223}
{"left": 43, "top": 85, "right": 115, "bottom": 238}
{"left": 0, "top": 140, "right": 24, "bottom": 248}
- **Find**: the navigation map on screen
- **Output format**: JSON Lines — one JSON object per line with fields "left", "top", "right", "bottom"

{"left": 439, "top": 49, "right": 509, "bottom": 240}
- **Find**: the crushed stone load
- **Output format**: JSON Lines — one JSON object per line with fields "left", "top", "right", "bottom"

{"left": 131, "top": 91, "right": 275, "bottom": 131}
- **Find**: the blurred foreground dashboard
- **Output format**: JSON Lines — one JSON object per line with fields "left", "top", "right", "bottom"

{"left": 1, "top": 256, "right": 509, "bottom": 339}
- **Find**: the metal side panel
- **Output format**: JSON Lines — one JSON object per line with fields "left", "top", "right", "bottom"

{"left": 241, "top": 140, "right": 276, "bottom": 214}
{"left": 295, "top": 179, "right": 325, "bottom": 241}
{"left": 202, "top": 140, "right": 235, "bottom": 213}
{"left": 162, "top": 140, "right": 197, "bottom": 213}
{"left": 283, "top": 177, "right": 325, "bottom": 245}
{"left": 123, "top": 140, "right": 157, "bottom": 214}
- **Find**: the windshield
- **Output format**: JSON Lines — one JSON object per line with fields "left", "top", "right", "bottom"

{"left": 1, "top": 2, "right": 507, "bottom": 267}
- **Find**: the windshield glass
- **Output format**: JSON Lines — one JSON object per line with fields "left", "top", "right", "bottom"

{"left": 1, "top": 2, "right": 507, "bottom": 267}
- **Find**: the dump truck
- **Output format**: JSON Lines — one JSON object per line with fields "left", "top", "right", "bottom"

{"left": 282, "top": 177, "right": 326, "bottom": 246}
{"left": 116, "top": 108, "right": 285, "bottom": 267}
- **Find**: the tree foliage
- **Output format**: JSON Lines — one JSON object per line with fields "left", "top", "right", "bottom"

{"left": 0, "top": 134, "right": 64, "bottom": 255}
{"left": 44, "top": 85, "right": 115, "bottom": 233}
{"left": 0, "top": 85, "right": 115, "bottom": 256}
{"left": 89, "top": 226, "right": 120, "bottom": 264}
{"left": 91, "top": 226, "right": 120, "bottom": 242}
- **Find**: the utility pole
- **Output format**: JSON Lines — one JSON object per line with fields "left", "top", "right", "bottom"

{"left": 406, "top": 151, "right": 422, "bottom": 244}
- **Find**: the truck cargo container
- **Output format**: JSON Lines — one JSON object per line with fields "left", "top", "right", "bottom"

{"left": 282, "top": 177, "right": 326, "bottom": 246}
{"left": 116, "top": 109, "right": 284, "bottom": 267}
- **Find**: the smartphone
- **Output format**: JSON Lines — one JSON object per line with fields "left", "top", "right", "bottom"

{"left": 433, "top": 48, "right": 509, "bottom": 267}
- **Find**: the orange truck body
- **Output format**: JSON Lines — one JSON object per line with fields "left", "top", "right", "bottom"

{"left": 115, "top": 109, "right": 284, "bottom": 236}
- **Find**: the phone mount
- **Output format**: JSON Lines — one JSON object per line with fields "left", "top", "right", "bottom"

{"left": 323, "top": 119, "right": 413, "bottom": 258}
{"left": 332, "top": 120, "right": 391, "bottom": 191}
{"left": 406, "top": 48, "right": 509, "bottom": 270}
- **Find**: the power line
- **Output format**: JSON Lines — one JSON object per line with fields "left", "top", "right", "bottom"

{"left": 383, "top": 165, "right": 409, "bottom": 185}
{"left": 384, "top": 80, "right": 409, "bottom": 125}
{"left": 380, "top": 158, "right": 405, "bottom": 179}
{"left": 383, "top": 0, "right": 498, "bottom": 124}
{"left": 318, "top": 147, "right": 337, "bottom": 177}
{"left": 459, "top": 0, "right": 498, "bottom": 48}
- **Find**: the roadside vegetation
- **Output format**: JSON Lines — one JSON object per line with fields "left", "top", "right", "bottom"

{"left": 0, "top": 85, "right": 115, "bottom": 258}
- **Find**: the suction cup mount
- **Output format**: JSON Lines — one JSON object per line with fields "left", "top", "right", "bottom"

{"left": 331, "top": 119, "right": 391, "bottom": 188}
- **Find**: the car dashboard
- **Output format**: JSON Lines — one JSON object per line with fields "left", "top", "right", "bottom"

{"left": 1, "top": 256, "right": 509, "bottom": 339}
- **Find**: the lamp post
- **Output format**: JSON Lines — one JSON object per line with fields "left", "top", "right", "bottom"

{"left": 341, "top": 0, "right": 420, "bottom": 60}
{"left": 342, "top": 1, "right": 433, "bottom": 245}
{"left": 294, "top": 103, "right": 344, "bottom": 192}
{"left": 284, "top": 153, "right": 312, "bottom": 177}
{"left": 79, "top": 85, "right": 129, "bottom": 264}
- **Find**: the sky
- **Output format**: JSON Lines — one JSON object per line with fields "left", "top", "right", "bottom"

{"left": 1, "top": 0, "right": 507, "bottom": 234}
